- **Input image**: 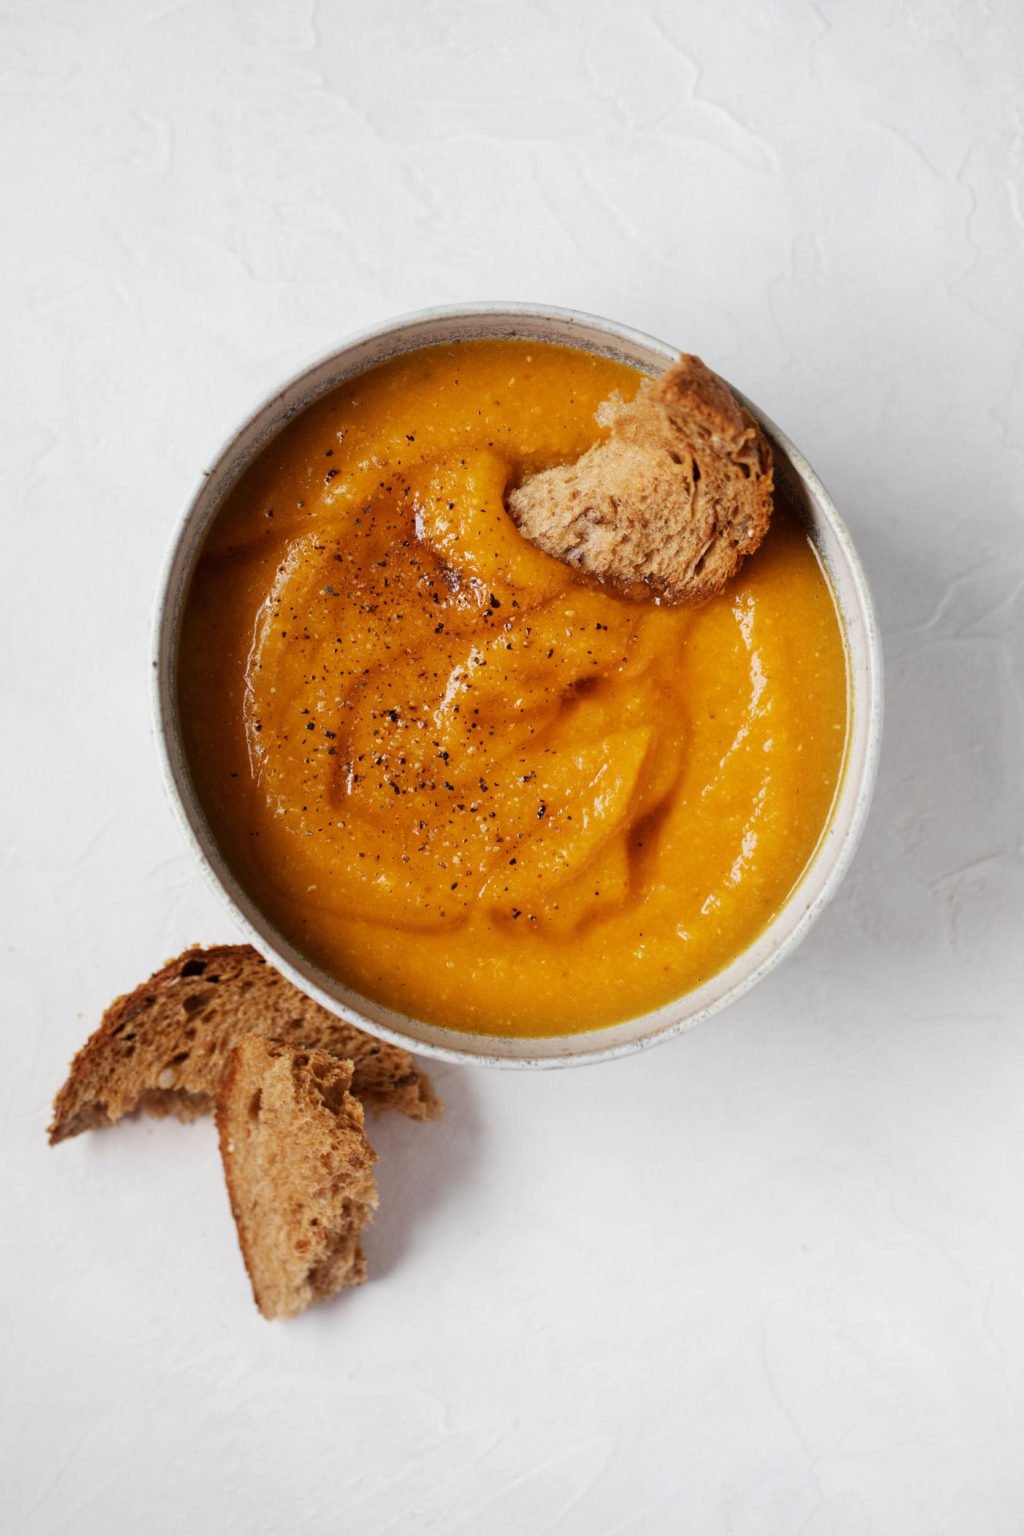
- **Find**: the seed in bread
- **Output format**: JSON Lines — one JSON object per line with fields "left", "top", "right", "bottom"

{"left": 48, "top": 944, "right": 440, "bottom": 1144}
{"left": 217, "top": 1037, "right": 378, "bottom": 1320}
{"left": 506, "top": 353, "right": 773, "bottom": 605}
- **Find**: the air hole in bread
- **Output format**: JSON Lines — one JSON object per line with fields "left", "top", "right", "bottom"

{"left": 180, "top": 959, "right": 207, "bottom": 978}
{"left": 182, "top": 993, "right": 211, "bottom": 1015}
{"left": 248, "top": 1089, "right": 262, "bottom": 1120}
{"left": 692, "top": 539, "right": 715, "bottom": 577}
{"left": 314, "top": 1080, "right": 347, "bottom": 1115}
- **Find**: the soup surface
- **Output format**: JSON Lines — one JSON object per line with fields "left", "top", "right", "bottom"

{"left": 179, "top": 340, "right": 848, "bottom": 1036}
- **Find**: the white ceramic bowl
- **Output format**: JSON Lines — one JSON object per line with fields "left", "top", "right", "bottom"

{"left": 154, "top": 303, "right": 883, "bottom": 1069}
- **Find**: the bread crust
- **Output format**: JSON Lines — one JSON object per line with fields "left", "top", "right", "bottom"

{"left": 49, "top": 944, "right": 440, "bottom": 1144}
{"left": 506, "top": 354, "right": 773, "bottom": 604}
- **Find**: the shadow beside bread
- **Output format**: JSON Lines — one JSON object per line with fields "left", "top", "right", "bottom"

{"left": 360, "top": 1066, "right": 482, "bottom": 1284}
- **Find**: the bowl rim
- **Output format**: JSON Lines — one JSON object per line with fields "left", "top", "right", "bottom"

{"left": 152, "top": 301, "right": 883, "bottom": 1069}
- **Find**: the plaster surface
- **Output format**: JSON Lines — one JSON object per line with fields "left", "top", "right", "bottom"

{"left": 3, "top": 3, "right": 1023, "bottom": 1531}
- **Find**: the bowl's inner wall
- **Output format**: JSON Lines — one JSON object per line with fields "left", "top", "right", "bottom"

{"left": 157, "top": 306, "right": 880, "bottom": 1067}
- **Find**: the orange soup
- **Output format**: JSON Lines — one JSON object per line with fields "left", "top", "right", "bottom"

{"left": 179, "top": 341, "right": 848, "bottom": 1036}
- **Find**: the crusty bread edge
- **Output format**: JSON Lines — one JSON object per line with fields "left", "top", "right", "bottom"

{"left": 214, "top": 1040, "right": 269, "bottom": 1317}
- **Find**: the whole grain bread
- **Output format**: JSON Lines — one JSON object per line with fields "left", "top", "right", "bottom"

{"left": 217, "top": 1037, "right": 378, "bottom": 1319}
{"left": 49, "top": 944, "right": 440, "bottom": 1144}
{"left": 507, "top": 354, "right": 773, "bottom": 604}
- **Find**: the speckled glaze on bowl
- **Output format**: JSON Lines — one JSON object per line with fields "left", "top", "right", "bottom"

{"left": 153, "top": 304, "right": 883, "bottom": 1069}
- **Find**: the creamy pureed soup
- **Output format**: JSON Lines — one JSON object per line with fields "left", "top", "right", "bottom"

{"left": 179, "top": 341, "right": 848, "bottom": 1036}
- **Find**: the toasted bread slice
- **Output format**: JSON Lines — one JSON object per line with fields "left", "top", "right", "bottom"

{"left": 49, "top": 944, "right": 440, "bottom": 1144}
{"left": 507, "top": 354, "right": 773, "bottom": 605}
{"left": 217, "top": 1037, "right": 378, "bottom": 1319}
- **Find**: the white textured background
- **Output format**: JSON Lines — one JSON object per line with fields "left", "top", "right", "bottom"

{"left": 4, "top": 2, "right": 1024, "bottom": 1532}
